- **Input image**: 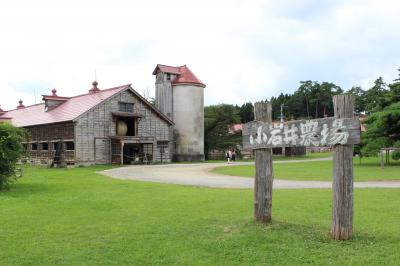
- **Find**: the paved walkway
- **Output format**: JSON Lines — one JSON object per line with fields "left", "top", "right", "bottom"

{"left": 101, "top": 158, "right": 400, "bottom": 189}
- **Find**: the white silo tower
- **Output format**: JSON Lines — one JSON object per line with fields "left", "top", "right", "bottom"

{"left": 153, "top": 64, "right": 206, "bottom": 162}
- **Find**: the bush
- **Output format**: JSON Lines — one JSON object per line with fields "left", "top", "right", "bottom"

{"left": 361, "top": 102, "right": 400, "bottom": 157}
{"left": 361, "top": 136, "right": 391, "bottom": 157}
{"left": 392, "top": 140, "right": 400, "bottom": 160}
{"left": 0, "top": 123, "right": 25, "bottom": 190}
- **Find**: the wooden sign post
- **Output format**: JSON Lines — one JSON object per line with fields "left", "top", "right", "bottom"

{"left": 243, "top": 95, "right": 359, "bottom": 240}
{"left": 331, "top": 94, "right": 355, "bottom": 240}
{"left": 253, "top": 101, "right": 273, "bottom": 223}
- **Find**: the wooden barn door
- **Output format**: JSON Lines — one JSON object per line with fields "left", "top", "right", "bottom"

{"left": 95, "top": 138, "right": 110, "bottom": 164}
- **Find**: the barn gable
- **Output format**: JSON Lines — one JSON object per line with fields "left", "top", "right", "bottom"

{"left": 74, "top": 86, "right": 173, "bottom": 164}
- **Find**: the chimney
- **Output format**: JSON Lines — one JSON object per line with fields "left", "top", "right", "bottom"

{"left": 17, "top": 100, "right": 25, "bottom": 109}
{"left": 89, "top": 81, "right": 100, "bottom": 93}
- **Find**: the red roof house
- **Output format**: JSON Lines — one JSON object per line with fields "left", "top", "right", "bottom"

{"left": 1, "top": 63, "right": 206, "bottom": 165}
{"left": 0, "top": 81, "right": 174, "bottom": 165}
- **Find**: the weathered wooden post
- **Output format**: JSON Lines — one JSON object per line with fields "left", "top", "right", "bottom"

{"left": 120, "top": 140, "right": 124, "bottom": 165}
{"left": 331, "top": 94, "right": 355, "bottom": 240}
{"left": 253, "top": 101, "right": 273, "bottom": 223}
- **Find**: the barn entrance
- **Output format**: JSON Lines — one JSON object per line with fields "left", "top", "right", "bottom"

{"left": 111, "top": 137, "right": 154, "bottom": 165}
{"left": 123, "top": 143, "right": 153, "bottom": 164}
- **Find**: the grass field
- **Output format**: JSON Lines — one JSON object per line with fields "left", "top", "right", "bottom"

{"left": 206, "top": 151, "right": 332, "bottom": 163}
{"left": 213, "top": 156, "right": 400, "bottom": 181}
{"left": 0, "top": 166, "right": 399, "bottom": 265}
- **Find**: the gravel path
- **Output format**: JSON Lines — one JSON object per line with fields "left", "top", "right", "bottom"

{"left": 100, "top": 158, "right": 400, "bottom": 189}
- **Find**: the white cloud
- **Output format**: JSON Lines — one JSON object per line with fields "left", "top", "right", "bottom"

{"left": 0, "top": 0, "right": 399, "bottom": 110}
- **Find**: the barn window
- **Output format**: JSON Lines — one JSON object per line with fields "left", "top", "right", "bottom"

{"left": 111, "top": 142, "right": 121, "bottom": 155}
{"left": 118, "top": 102, "right": 134, "bottom": 113}
{"left": 157, "top": 141, "right": 168, "bottom": 152}
{"left": 166, "top": 73, "right": 171, "bottom": 81}
{"left": 41, "top": 142, "right": 49, "bottom": 150}
{"left": 65, "top": 141, "right": 75, "bottom": 151}
{"left": 31, "top": 143, "right": 38, "bottom": 151}
{"left": 143, "top": 143, "right": 153, "bottom": 155}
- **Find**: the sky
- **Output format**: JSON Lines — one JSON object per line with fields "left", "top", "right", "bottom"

{"left": 0, "top": 0, "right": 399, "bottom": 110}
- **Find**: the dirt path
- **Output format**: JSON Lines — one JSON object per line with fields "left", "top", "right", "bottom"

{"left": 101, "top": 159, "right": 400, "bottom": 189}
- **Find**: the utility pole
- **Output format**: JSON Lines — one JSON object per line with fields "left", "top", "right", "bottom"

{"left": 280, "top": 103, "right": 287, "bottom": 155}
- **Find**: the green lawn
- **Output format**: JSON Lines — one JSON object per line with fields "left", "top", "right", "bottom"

{"left": 213, "top": 156, "right": 400, "bottom": 181}
{"left": 1, "top": 166, "right": 399, "bottom": 265}
{"left": 206, "top": 151, "right": 332, "bottom": 163}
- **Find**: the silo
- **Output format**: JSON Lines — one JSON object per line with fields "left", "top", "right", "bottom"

{"left": 153, "top": 64, "right": 206, "bottom": 162}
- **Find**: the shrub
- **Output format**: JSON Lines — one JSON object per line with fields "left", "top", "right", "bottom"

{"left": 0, "top": 123, "right": 25, "bottom": 190}
{"left": 392, "top": 140, "right": 400, "bottom": 160}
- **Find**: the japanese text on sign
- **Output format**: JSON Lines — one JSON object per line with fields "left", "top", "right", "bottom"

{"left": 242, "top": 117, "right": 360, "bottom": 150}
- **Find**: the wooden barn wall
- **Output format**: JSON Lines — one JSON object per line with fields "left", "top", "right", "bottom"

{"left": 27, "top": 122, "right": 74, "bottom": 141}
{"left": 23, "top": 121, "right": 75, "bottom": 163}
{"left": 74, "top": 89, "right": 171, "bottom": 164}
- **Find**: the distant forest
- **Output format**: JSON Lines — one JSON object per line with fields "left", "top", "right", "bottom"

{"left": 234, "top": 73, "right": 400, "bottom": 123}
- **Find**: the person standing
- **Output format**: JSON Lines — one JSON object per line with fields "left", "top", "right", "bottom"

{"left": 227, "top": 149, "right": 232, "bottom": 163}
{"left": 231, "top": 148, "right": 236, "bottom": 162}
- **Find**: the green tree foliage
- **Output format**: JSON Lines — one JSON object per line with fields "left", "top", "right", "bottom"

{"left": 270, "top": 81, "right": 342, "bottom": 120}
{"left": 0, "top": 123, "right": 25, "bottom": 190}
{"left": 361, "top": 102, "right": 400, "bottom": 158}
{"left": 204, "top": 104, "right": 241, "bottom": 158}
{"left": 270, "top": 93, "right": 291, "bottom": 120}
{"left": 355, "top": 71, "right": 400, "bottom": 159}
{"left": 347, "top": 86, "right": 366, "bottom": 115}
{"left": 364, "top": 77, "right": 391, "bottom": 113}
{"left": 238, "top": 102, "right": 254, "bottom": 123}
{"left": 387, "top": 71, "right": 400, "bottom": 104}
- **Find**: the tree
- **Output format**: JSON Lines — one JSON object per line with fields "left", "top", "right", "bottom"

{"left": 347, "top": 86, "right": 366, "bottom": 115}
{"left": 364, "top": 77, "right": 390, "bottom": 113}
{"left": 273, "top": 81, "right": 342, "bottom": 120}
{"left": 270, "top": 93, "right": 291, "bottom": 120}
{"left": 0, "top": 123, "right": 25, "bottom": 190}
{"left": 204, "top": 104, "right": 241, "bottom": 158}
{"left": 297, "top": 81, "right": 313, "bottom": 118}
{"left": 238, "top": 102, "right": 254, "bottom": 123}
{"left": 361, "top": 102, "right": 400, "bottom": 158}
{"left": 318, "top": 82, "right": 342, "bottom": 117}
{"left": 387, "top": 69, "right": 400, "bottom": 104}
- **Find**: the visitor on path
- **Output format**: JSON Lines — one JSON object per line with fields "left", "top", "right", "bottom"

{"left": 231, "top": 148, "right": 236, "bottom": 162}
{"left": 226, "top": 149, "right": 232, "bottom": 163}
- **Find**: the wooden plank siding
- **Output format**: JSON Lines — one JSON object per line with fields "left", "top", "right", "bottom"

{"left": 23, "top": 121, "right": 75, "bottom": 164}
{"left": 74, "top": 88, "right": 171, "bottom": 165}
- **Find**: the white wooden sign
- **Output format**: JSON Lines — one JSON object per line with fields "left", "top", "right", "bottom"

{"left": 242, "top": 117, "right": 360, "bottom": 150}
